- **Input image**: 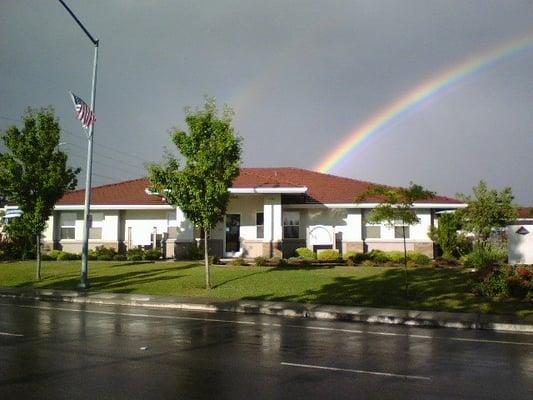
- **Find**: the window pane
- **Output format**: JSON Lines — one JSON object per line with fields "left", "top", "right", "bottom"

{"left": 256, "top": 212, "right": 264, "bottom": 225}
{"left": 283, "top": 211, "right": 300, "bottom": 226}
{"left": 365, "top": 225, "right": 381, "bottom": 239}
{"left": 256, "top": 225, "right": 264, "bottom": 239}
{"left": 60, "top": 227, "right": 75, "bottom": 239}
{"left": 89, "top": 227, "right": 102, "bottom": 240}
{"left": 91, "top": 212, "right": 104, "bottom": 222}
{"left": 394, "top": 226, "right": 410, "bottom": 239}
{"left": 60, "top": 212, "right": 76, "bottom": 227}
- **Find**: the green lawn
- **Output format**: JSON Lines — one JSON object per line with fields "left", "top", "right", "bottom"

{"left": 0, "top": 260, "right": 530, "bottom": 317}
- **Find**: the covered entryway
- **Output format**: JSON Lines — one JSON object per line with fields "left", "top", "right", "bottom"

{"left": 225, "top": 214, "right": 241, "bottom": 256}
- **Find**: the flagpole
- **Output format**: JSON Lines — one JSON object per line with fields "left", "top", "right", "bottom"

{"left": 79, "top": 42, "right": 98, "bottom": 289}
{"left": 59, "top": 0, "right": 99, "bottom": 289}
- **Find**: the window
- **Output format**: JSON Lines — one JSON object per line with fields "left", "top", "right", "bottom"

{"left": 89, "top": 227, "right": 102, "bottom": 239}
{"left": 283, "top": 211, "right": 300, "bottom": 239}
{"left": 256, "top": 212, "right": 264, "bottom": 239}
{"left": 365, "top": 225, "right": 381, "bottom": 239}
{"left": 394, "top": 225, "right": 410, "bottom": 239}
{"left": 89, "top": 212, "right": 103, "bottom": 240}
{"left": 60, "top": 212, "right": 76, "bottom": 240}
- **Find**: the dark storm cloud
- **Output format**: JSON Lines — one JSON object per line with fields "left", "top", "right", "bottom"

{"left": 0, "top": 0, "right": 532, "bottom": 203}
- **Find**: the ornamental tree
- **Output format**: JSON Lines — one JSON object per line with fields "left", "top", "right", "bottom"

{"left": 357, "top": 182, "right": 435, "bottom": 297}
{"left": 428, "top": 212, "right": 471, "bottom": 259}
{"left": 457, "top": 180, "right": 517, "bottom": 245}
{"left": 0, "top": 108, "right": 80, "bottom": 279}
{"left": 148, "top": 98, "right": 242, "bottom": 289}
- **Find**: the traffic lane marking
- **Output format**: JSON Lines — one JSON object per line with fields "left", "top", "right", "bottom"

{"left": 0, "top": 331, "right": 24, "bottom": 337}
{"left": 281, "top": 361, "right": 431, "bottom": 381}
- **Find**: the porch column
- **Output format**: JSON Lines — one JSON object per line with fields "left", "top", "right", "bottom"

{"left": 263, "top": 194, "right": 282, "bottom": 257}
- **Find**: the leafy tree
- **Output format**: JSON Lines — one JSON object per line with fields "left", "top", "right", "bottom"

{"left": 0, "top": 108, "right": 80, "bottom": 279}
{"left": 148, "top": 98, "right": 242, "bottom": 289}
{"left": 358, "top": 183, "right": 435, "bottom": 297}
{"left": 429, "top": 212, "right": 471, "bottom": 259}
{"left": 457, "top": 180, "right": 517, "bottom": 245}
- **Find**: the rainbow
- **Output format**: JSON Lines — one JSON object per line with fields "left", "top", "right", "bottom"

{"left": 315, "top": 32, "right": 533, "bottom": 173}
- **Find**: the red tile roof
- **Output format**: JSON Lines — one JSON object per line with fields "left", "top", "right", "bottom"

{"left": 57, "top": 178, "right": 168, "bottom": 206}
{"left": 57, "top": 167, "right": 462, "bottom": 206}
{"left": 518, "top": 207, "right": 533, "bottom": 218}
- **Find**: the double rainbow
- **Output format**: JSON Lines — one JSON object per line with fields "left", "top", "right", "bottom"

{"left": 315, "top": 32, "right": 533, "bottom": 173}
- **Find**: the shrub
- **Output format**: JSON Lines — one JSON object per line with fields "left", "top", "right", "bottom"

{"left": 209, "top": 255, "right": 220, "bottom": 265}
{"left": 473, "top": 268, "right": 511, "bottom": 297}
{"left": 48, "top": 250, "right": 62, "bottom": 260}
{"left": 462, "top": 245, "right": 506, "bottom": 271}
{"left": 384, "top": 261, "right": 402, "bottom": 268}
{"left": 408, "top": 251, "right": 431, "bottom": 265}
{"left": 472, "top": 265, "right": 531, "bottom": 299}
{"left": 144, "top": 249, "right": 162, "bottom": 261}
{"left": 87, "top": 250, "right": 97, "bottom": 261}
{"left": 185, "top": 244, "right": 203, "bottom": 260}
{"left": 287, "top": 256, "right": 312, "bottom": 267}
{"left": 56, "top": 251, "right": 79, "bottom": 261}
{"left": 366, "top": 250, "right": 389, "bottom": 263}
{"left": 94, "top": 246, "right": 116, "bottom": 261}
{"left": 254, "top": 256, "right": 268, "bottom": 266}
{"left": 386, "top": 251, "right": 405, "bottom": 263}
{"left": 40, "top": 253, "right": 55, "bottom": 261}
{"left": 269, "top": 256, "right": 287, "bottom": 267}
{"left": 433, "top": 255, "right": 461, "bottom": 268}
{"left": 361, "top": 260, "right": 375, "bottom": 268}
{"left": 112, "top": 254, "right": 127, "bottom": 261}
{"left": 229, "top": 257, "right": 247, "bottom": 266}
{"left": 506, "top": 276, "right": 530, "bottom": 300}
{"left": 344, "top": 252, "right": 366, "bottom": 266}
{"left": 516, "top": 267, "right": 531, "bottom": 280}
{"left": 127, "top": 247, "right": 144, "bottom": 261}
{"left": 295, "top": 247, "right": 316, "bottom": 259}
{"left": 317, "top": 249, "right": 340, "bottom": 262}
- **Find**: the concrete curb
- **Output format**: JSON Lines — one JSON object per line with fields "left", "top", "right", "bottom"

{"left": 1, "top": 287, "right": 532, "bottom": 333}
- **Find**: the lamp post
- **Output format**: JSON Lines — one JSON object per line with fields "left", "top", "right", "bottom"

{"left": 58, "top": 0, "right": 99, "bottom": 289}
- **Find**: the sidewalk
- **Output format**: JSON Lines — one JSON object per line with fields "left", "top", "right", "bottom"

{"left": 1, "top": 287, "right": 532, "bottom": 333}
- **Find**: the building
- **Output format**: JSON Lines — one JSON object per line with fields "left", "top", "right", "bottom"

{"left": 507, "top": 207, "right": 533, "bottom": 265}
{"left": 41, "top": 168, "right": 464, "bottom": 259}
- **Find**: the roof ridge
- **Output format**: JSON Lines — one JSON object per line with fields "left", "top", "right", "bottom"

{"left": 241, "top": 167, "right": 302, "bottom": 187}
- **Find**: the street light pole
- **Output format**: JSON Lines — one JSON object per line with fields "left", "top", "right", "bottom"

{"left": 58, "top": 0, "right": 99, "bottom": 289}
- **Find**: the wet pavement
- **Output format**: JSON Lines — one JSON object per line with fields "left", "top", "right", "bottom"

{"left": 0, "top": 298, "right": 532, "bottom": 399}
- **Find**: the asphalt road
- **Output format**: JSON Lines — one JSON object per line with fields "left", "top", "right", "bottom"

{"left": 0, "top": 298, "right": 532, "bottom": 399}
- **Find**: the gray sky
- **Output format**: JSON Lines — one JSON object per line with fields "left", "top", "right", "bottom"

{"left": 1, "top": 0, "right": 532, "bottom": 203}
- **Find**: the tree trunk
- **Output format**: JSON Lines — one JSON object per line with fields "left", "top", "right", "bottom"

{"left": 204, "top": 228, "right": 211, "bottom": 289}
{"left": 36, "top": 234, "right": 42, "bottom": 281}
{"left": 402, "top": 225, "right": 408, "bottom": 298}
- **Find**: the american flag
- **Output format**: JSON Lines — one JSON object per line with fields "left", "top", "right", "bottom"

{"left": 69, "top": 91, "right": 96, "bottom": 128}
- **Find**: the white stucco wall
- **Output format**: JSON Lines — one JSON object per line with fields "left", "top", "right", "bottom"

{"left": 52, "top": 210, "right": 121, "bottom": 242}
{"left": 122, "top": 210, "right": 171, "bottom": 246}
{"left": 227, "top": 195, "right": 265, "bottom": 240}
{"left": 361, "top": 208, "right": 432, "bottom": 241}
{"left": 42, "top": 215, "right": 54, "bottom": 241}
{"left": 302, "top": 208, "right": 356, "bottom": 247}
{"left": 507, "top": 224, "right": 533, "bottom": 264}
{"left": 174, "top": 208, "right": 194, "bottom": 241}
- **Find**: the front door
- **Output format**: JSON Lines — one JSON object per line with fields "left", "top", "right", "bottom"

{"left": 225, "top": 214, "right": 241, "bottom": 255}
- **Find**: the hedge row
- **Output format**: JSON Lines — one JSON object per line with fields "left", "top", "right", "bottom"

{"left": 42, "top": 246, "right": 163, "bottom": 262}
